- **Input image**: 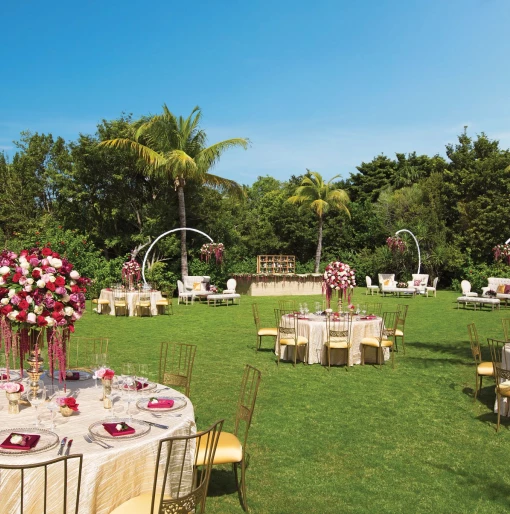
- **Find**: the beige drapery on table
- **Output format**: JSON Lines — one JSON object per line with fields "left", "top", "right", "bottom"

{"left": 99, "top": 289, "right": 164, "bottom": 316}
{"left": 494, "top": 343, "right": 510, "bottom": 416}
{"left": 277, "top": 314, "right": 388, "bottom": 365}
{"left": 0, "top": 375, "right": 195, "bottom": 514}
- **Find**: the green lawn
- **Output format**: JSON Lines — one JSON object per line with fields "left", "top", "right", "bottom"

{"left": 77, "top": 292, "right": 510, "bottom": 513}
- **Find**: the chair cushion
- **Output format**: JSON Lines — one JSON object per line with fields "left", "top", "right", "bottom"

{"left": 110, "top": 492, "right": 167, "bottom": 514}
{"left": 361, "top": 337, "right": 393, "bottom": 348}
{"left": 155, "top": 299, "right": 169, "bottom": 305}
{"left": 196, "top": 431, "right": 243, "bottom": 466}
{"left": 280, "top": 336, "right": 308, "bottom": 346}
{"left": 325, "top": 339, "right": 350, "bottom": 349}
{"left": 223, "top": 289, "right": 236, "bottom": 294}
{"left": 477, "top": 361, "right": 494, "bottom": 376}
{"left": 258, "top": 328, "right": 278, "bottom": 336}
{"left": 497, "top": 381, "right": 510, "bottom": 396}
{"left": 395, "top": 329, "right": 404, "bottom": 337}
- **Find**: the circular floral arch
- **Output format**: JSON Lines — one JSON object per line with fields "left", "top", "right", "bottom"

{"left": 141, "top": 228, "right": 214, "bottom": 285}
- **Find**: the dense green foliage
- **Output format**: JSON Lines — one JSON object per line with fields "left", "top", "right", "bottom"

{"left": 1, "top": 119, "right": 509, "bottom": 289}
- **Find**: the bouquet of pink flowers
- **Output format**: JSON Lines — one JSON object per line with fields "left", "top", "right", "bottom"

{"left": 386, "top": 236, "right": 406, "bottom": 253}
{"left": 200, "top": 243, "right": 224, "bottom": 264}
{"left": 121, "top": 259, "right": 141, "bottom": 286}
{"left": 323, "top": 261, "right": 356, "bottom": 306}
{"left": 493, "top": 244, "right": 510, "bottom": 265}
{"left": 0, "top": 382, "right": 24, "bottom": 393}
{"left": 96, "top": 367, "right": 115, "bottom": 380}
{"left": 57, "top": 396, "right": 79, "bottom": 411}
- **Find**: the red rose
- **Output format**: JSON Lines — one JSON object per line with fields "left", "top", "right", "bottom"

{"left": 41, "top": 310, "right": 50, "bottom": 317}
{"left": 0, "top": 287, "right": 8, "bottom": 296}
{"left": 51, "top": 311, "right": 64, "bottom": 321}
{"left": 18, "top": 299, "right": 29, "bottom": 310}
{"left": 69, "top": 324, "right": 75, "bottom": 333}
{"left": 1, "top": 304, "right": 13, "bottom": 315}
{"left": 53, "top": 302, "right": 64, "bottom": 312}
{"left": 55, "top": 276, "right": 65, "bottom": 286}
{"left": 16, "top": 310, "right": 27, "bottom": 322}
{"left": 41, "top": 248, "right": 52, "bottom": 256}
{"left": 12, "top": 272, "right": 21, "bottom": 283}
{"left": 37, "top": 315, "right": 48, "bottom": 327}
{"left": 71, "top": 285, "right": 80, "bottom": 293}
{"left": 52, "top": 252, "right": 60, "bottom": 258}
{"left": 46, "top": 282, "right": 56, "bottom": 292}
{"left": 32, "top": 269, "right": 41, "bottom": 279}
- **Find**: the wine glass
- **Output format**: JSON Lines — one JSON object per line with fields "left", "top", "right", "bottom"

{"left": 90, "top": 354, "right": 100, "bottom": 388}
{"left": 45, "top": 385, "right": 59, "bottom": 430}
{"left": 315, "top": 302, "right": 321, "bottom": 315}
{"left": 27, "top": 383, "right": 46, "bottom": 427}
{"left": 303, "top": 303, "right": 309, "bottom": 315}
{"left": 123, "top": 376, "right": 136, "bottom": 419}
{"left": 137, "top": 364, "right": 149, "bottom": 388}
{"left": 299, "top": 303, "right": 304, "bottom": 315}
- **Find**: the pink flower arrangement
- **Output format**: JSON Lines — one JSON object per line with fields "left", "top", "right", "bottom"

{"left": 96, "top": 367, "right": 115, "bottom": 380}
{"left": 0, "top": 382, "right": 24, "bottom": 393}
{"left": 200, "top": 243, "right": 224, "bottom": 264}
{"left": 323, "top": 261, "right": 356, "bottom": 306}
{"left": 386, "top": 236, "right": 406, "bottom": 253}
{"left": 493, "top": 244, "right": 510, "bottom": 264}
{"left": 57, "top": 396, "right": 79, "bottom": 411}
{"left": 121, "top": 259, "right": 141, "bottom": 287}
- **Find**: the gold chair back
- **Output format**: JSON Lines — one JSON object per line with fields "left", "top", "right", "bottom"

{"left": 66, "top": 337, "right": 109, "bottom": 371}
{"left": 502, "top": 318, "right": 510, "bottom": 342}
{"left": 135, "top": 291, "right": 152, "bottom": 317}
{"left": 233, "top": 365, "right": 262, "bottom": 450}
{"left": 158, "top": 342, "right": 197, "bottom": 398}
{"left": 381, "top": 311, "right": 399, "bottom": 341}
{"left": 113, "top": 289, "right": 128, "bottom": 316}
{"left": 252, "top": 303, "right": 261, "bottom": 331}
{"left": 149, "top": 420, "right": 224, "bottom": 514}
{"left": 326, "top": 314, "right": 352, "bottom": 345}
{"left": 360, "top": 302, "right": 382, "bottom": 316}
{"left": 0, "top": 454, "right": 83, "bottom": 514}
{"left": 278, "top": 299, "right": 296, "bottom": 310}
{"left": 487, "top": 338, "right": 510, "bottom": 384}
{"left": 468, "top": 323, "right": 483, "bottom": 365}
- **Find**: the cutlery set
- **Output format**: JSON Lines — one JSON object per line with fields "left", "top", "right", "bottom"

{"left": 57, "top": 437, "right": 73, "bottom": 455}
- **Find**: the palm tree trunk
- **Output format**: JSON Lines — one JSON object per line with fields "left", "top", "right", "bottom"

{"left": 314, "top": 216, "right": 323, "bottom": 273}
{"left": 176, "top": 182, "right": 188, "bottom": 277}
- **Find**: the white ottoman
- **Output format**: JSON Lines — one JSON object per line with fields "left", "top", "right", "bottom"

{"left": 207, "top": 294, "right": 241, "bottom": 306}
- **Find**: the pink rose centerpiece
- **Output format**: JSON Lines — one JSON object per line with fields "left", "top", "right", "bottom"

{"left": 1, "top": 381, "right": 24, "bottom": 414}
{"left": 386, "top": 236, "right": 406, "bottom": 253}
{"left": 95, "top": 367, "right": 115, "bottom": 380}
{"left": 57, "top": 396, "right": 79, "bottom": 412}
{"left": 323, "top": 261, "right": 356, "bottom": 308}
{"left": 121, "top": 259, "right": 141, "bottom": 290}
{"left": 0, "top": 382, "right": 24, "bottom": 393}
{"left": 200, "top": 243, "right": 224, "bottom": 264}
{"left": 0, "top": 247, "right": 89, "bottom": 383}
{"left": 96, "top": 367, "right": 115, "bottom": 409}
{"left": 493, "top": 244, "right": 510, "bottom": 265}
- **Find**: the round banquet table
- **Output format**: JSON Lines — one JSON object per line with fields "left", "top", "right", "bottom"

{"left": 276, "top": 314, "right": 389, "bottom": 366}
{"left": 0, "top": 373, "right": 195, "bottom": 514}
{"left": 494, "top": 343, "right": 510, "bottom": 417}
{"left": 98, "top": 289, "right": 164, "bottom": 316}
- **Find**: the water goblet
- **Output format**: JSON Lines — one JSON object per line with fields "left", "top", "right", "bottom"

{"left": 27, "top": 382, "right": 46, "bottom": 427}
{"left": 123, "top": 376, "right": 136, "bottom": 419}
{"left": 45, "top": 385, "right": 60, "bottom": 429}
{"left": 299, "top": 303, "right": 304, "bottom": 315}
{"left": 137, "top": 364, "right": 149, "bottom": 387}
{"left": 303, "top": 303, "right": 309, "bottom": 315}
{"left": 90, "top": 354, "right": 101, "bottom": 388}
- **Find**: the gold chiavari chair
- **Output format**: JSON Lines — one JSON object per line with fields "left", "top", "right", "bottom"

{"left": 502, "top": 318, "right": 510, "bottom": 342}
{"left": 155, "top": 290, "right": 173, "bottom": 315}
{"left": 252, "top": 303, "right": 278, "bottom": 352}
{"left": 467, "top": 323, "right": 495, "bottom": 400}
{"left": 360, "top": 302, "right": 382, "bottom": 316}
{"left": 360, "top": 311, "right": 397, "bottom": 369}
{"left": 324, "top": 314, "right": 352, "bottom": 369}
{"left": 196, "top": 365, "right": 262, "bottom": 512}
{"left": 394, "top": 304, "right": 409, "bottom": 354}
{"left": 111, "top": 420, "right": 224, "bottom": 514}
{"left": 158, "top": 342, "right": 197, "bottom": 398}
{"left": 113, "top": 288, "right": 128, "bottom": 316}
{"left": 274, "top": 309, "right": 308, "bottom": 367}
{"left": 135, "top": 290, "right": 152, "bottom": 317}
{"left": 0, "top": 454, "right": 83, "bottom": 514}
{"left": 278, "top": 299, "right": 296, "bottom": 311}
{"left": 487, "top": 338, "right": 510, "bottom": 431}
{"left": 66, "top": 336, "right": 109, "bottom": 372}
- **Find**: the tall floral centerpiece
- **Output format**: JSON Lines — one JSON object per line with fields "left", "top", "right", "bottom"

{"left": 200, "top": 243, "right": 224, "bottom": 264}
{"left": 0, "top": 247, "right": 89, "bottom": 392}
{"left": 493, "top": 244, "right": 510, "bottom": 265}
{"left": 121, "top": 259, "right": 141, "bottom": 290}
{"left": 323, "top": 261, "right": 356, "bottom": 309}
{"left": 386, "top": 236, "right": 406, "bottom": 253}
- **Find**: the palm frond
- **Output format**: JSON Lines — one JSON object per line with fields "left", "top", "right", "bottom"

{"left": 203, "top": 173, "right": 245, "bottom": 199}
{"left": 99, "top": 138, "right": 166, "bottom": 167}
{"left": 195, "top": 138, "right": 249, "bottom": 172}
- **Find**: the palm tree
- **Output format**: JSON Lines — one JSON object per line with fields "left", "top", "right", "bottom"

{"left": 100, "top": 105, "right": 249, "bottom": 276}
{"left": 288, "top": 170, "right": 351, "bottom": 272}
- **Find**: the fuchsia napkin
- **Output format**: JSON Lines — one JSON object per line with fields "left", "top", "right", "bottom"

{"left": 147, "top": 399, "right": 174, "bottom": 409}
{"left": 102, "top": 423, "right": 136, "bottom": 436}
{"left": 0, "top": 433, "right": 40, "bottom": 450}
{"left": 0, "top": 373, "right": 8, "bottom": 380}
{"left": 65, "top": 372, "right": 81, "bottom": 380}
{"left": 136, "top": 381, "right": 150, "bottom": 390}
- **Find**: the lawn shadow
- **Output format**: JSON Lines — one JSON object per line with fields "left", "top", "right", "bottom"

{"left": 461, "top": 385, "right": 496, "bottom": 410}
{"left": 403, "top": 356, "right": 472, "bottom": 368}
{"left": 206, "top": 468, "right": 238, "bottom": 497}
{"left": 408, "top": 341, "right": 472, "bottom": 360}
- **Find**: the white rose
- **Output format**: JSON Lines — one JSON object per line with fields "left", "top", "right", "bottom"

{"left": 9, "top": 434, "right": 23, "bottom": 445}
{"left": 1, "top": 298, "right": 9, "bottom": 305}
{"left": 36, "top": 280, "right": 45, "bottom": 288}
{"left": 45, "top": 316, "right": 55, "bottom": 327}
{"left": 34, "top": 305, "right": 43, "bottom": 314}
{"left": 64, "top": 306, "right": 74, "bottom": 316}
{"left": 25, "top": 295, "right": 33, "bottom": 304}
{"left": 20, "top": 261, "right": 30, "bottom": 270}
{"left": 8, "top": 289, "right": 16, "bottom": 298}
{"left": 62, "top": 294, "right": 70, "bottom": 303}
{"left": 0, "top": 277, "right": 4, "bottom": 286}
{"left": 115, "top": 424, "right": 123, "bottom": 431}
{"left": 49, "top": 276, "right": 56, "bottom": 283}
{"left": 51, "top": 259, "right": 62, "bottom": 269}
{"left": 19, "top": 256, "right": 27, "bottom": 264}
{"left": 7, "top": 311, "right": 18, "bottom": 321}
{"left": 0, "top": 266, "right": 10, "bottom": 274}
{"left": 27, "top": 313, "right": 36, "bottom": 324}
{"left": 26, "top": 278, "right": 34, "bottom": 285}
{"left": 69, "top": 270, "right": 80, "bottom": 280}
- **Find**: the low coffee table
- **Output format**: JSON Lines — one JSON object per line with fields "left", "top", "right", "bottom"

{"left": 381, "top": 287, "right": 416, "bottom": 298}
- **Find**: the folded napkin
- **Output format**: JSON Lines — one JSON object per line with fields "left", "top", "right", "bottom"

{"left": 147, "top": 399, "right": 174, "bottom": 409}
{"left": 298, "top": 316, "right": 309, "bottom": 320}
{"left": 65, "top": 371, "right": 81, "bottom": 380}
{"left": 1, "top": 373, "right": 8, "bottom": 380}
{"left": 102, "top": 423, "right": 136, "bottom": 436}
{"left": 136, "top": 381, "right": 150, "bottom": 390}
{"left": 0, "top": 433, "right": 40, "bottom": 450}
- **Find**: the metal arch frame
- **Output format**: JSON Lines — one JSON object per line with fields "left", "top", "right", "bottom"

{"left": 396, "top": 229, "right": 421, "bottom": 275}
{"left": 141, "top": 228, "right": 214, "bottom": 285}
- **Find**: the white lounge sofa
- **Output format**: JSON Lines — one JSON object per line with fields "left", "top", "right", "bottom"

{"left": 482, "top": 277, "right": 510, "bottom": 303}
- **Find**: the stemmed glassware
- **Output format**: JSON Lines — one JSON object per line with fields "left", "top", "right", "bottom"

{"left": 27, "top": 381, "right": 46, "bottom": 427}
{"left": 45, "top": 385, "right": 59, "bottom": 430}
{"left": 90, "top": 354, "right": 100, "bottom": 388}
{"left": 136, "top": 364, "right": 149, "bottom": 387}
{"left": 303, "top": 303, "right": 309, "bottom": 316}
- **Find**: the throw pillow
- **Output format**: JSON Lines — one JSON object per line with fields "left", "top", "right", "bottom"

{"left": 505, "top": 285, "right": 510, "bottom": 294}
{"left": 414, "top": 280, "right": 421, "bottom": 286}
{"left": 192, "top": 282, "right": 201, "bottom": 291}
{"left": 383, "top": 279, "right": 390, "bottom": 286}
{"left": 497, "top": 285, "right": 506, "bottom": 294}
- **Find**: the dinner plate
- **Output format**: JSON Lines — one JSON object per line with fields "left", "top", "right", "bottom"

{"left": 0, "top": 427, "right": 59, "bottom": 455}
{"left": 136, "top": 396, "right": 187, "bottom": 413}
{"left": 49, "top": 369, "right": 93, "bottom": 381}
{"left": 113, "top": 381, "right": 157, "bottom": 393}
{"left": 88, "top": 418, "right": 151, "bottom": 440}
{"left": 0, "top": 368, "right": 22, "bottom": 382}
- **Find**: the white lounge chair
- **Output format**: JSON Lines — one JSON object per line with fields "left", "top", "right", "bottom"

{"left": 365, "top": 276, "right": 379, "bottom": 296}
{"left": 461, "top": 280, "right": 478, "bottom": 297}
{"left": 426, "top": 277, "right": 438, "bottom": 297}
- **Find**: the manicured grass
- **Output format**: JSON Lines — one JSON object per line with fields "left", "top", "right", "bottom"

{"left": 77, "top": 292, "right": 510, "bottom": 513}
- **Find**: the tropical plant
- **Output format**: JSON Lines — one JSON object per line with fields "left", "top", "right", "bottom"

{"left": 288, "top": 170, "right": 351, "bottom": 272}
{"left": 99, "top": 105, "right": 249, "bottom": 276}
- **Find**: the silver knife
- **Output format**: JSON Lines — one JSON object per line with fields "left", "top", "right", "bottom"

{"left": 57, "top": 437, "right": 67, "bottom": 455}
{"left": 145, "top": 421, "right": 169, "bottom": 429}
{"left": 65, "top": 439, "right": 73, "bottom": 456}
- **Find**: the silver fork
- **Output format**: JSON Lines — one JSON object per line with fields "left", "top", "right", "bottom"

{"left": 84, "top": 434, "right": 112, "bottom": 449}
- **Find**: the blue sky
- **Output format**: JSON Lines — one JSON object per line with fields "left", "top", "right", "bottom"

{"left": 1, "top": 0, "right": 509, "bottom": 185}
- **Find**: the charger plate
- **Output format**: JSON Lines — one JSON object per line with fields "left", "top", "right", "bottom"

{"left": 0, "top": 427, "right": 59, "bottom": 455}
{"left": 89, "top": 418, "right": 151, "bottom": 441}
{"left": 136, "top": 396, "right": 187, "bottom": 413}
